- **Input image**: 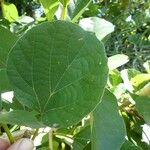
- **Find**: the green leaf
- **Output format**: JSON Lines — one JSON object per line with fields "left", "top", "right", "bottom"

{"left": 79, "top": 17, "right": 115, "bottom": 41}
{"left": 132, "top": 95, "right": 150, "bottom": 126}
{"left": 143, "top": 61, "right": 150, "bottom": 74}
{"left": 59, "top": 0, "right": 69, "bottom": 6}
{"left": 71, "top": 0, "right": 92, "bottom": 22}
{"left": 92, "top": 89, "right": 126, "bottom": 150}
{"left": 0, "top": 94, "right": 2, "bottom": 111}
{"left": 108, "top": 70, "right": 122, "bottom": 87}
{"left": 72, "top": 126, "right": 91, "bottom": 150}
{"left": 39, "top": 0, "right": 59, "bottom": 21}
{"left": 7, "top": 21, "right": 108, "bottom": 128}
{"left": 0, "top": 26, "right": 17, "bottom": 69}
{"left": 0, "top": 110, "right": 43, "bottom": 128}
{"left": 1, "top": 2, "right": 19, "bottom": 22}
{"left": 108, "top": 54, "right": 129, "bottom": 70}
{"left": 0, "top": 69, "right": 10, "bottom": 92}
{"left": 121, "top": 140, "right": 142, "bottom": 150}
{"left": 131, "top": 74, "right": 150, "bottom": 87}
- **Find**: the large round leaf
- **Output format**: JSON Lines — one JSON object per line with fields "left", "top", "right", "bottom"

{"left": 0, "top": 26, "right": 17, "bottom": 68}
{"left": 7, "top": 21, "right": 108, "bottom": 127}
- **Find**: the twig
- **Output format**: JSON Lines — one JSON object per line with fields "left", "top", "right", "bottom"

{"left": 49, "top": 128, "right": 53, "bottom": 150}
{"left": 1, "top": 124, "right": 15, "bottom": 144}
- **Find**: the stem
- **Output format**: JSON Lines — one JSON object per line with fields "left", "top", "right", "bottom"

{"left": 31, "top": 128, "right": 39, "bottom": 140}
{"left": 60, "top": 4, "right": 68, "bottom": 20}
{"left": 49, "top": 128, "right": 53, "bottom": 150}
{"left": 61, "top": 0, "right": 69, "bottom": 20}
{"left": 1, "top": 124, "right": 15, "bottom": 144}
{"left": 0, "top": 0, "right": 5, "bottom": 18}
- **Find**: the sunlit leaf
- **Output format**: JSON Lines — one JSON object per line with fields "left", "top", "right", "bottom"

{"left": 108, "top": 54, "right": 129, "bottom": 70}
{"left": 1, "top": 2, "right": 18, "bottom": 22}
{"left": 79, "top": 17, "right": 115, "bottom": 40}
{"left": 39, "top": 0, "right": 59, "bottom": 21}
{"left": 71, "top": 0, "right": 92, "bottom": 22}
{"left": 131, "top": 74, "right": 150, "bottom": 87}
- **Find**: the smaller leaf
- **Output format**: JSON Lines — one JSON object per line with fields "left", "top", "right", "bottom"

{"left": 1, "top": 2, "right": 18, "bottom": 22}
{"left": 132, "top": 94, "right": 150, "bottom": 126}
{"left": 0, "top": 110, "right": 44, "bottom": 128}
{"left": 131, "top": 74, "right": 150, "bottom": 87}
{"left": 79, "top": 17, "right": 115, "bottom": 40}
{"left": 109, "top": 70, "right": 122, "bottom": 87}
{"left": 71, "top": 0, "right": 92, "bottom": 22}
{"left": 108, "top": 54, "right": 129, "bottom": 70}
{"left": 91, "top": 89, "right": 126, "bottom": 150}
{"left": 136, "top": 82, "right": 150, "bottom": 96}
{"left": 72, "top": 126, "right": 91, "bottom": 150}
{"left": 39, "top": 0, "right": 59, "bottom": 21}
{"left": 121, "top": 140, "right": 142, "bottom": 150}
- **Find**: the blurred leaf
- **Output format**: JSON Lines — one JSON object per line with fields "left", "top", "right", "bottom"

{"left": 109, "top": 70, "right": 122, "bottom": 87}
{"left": 127, "top": 69, "right": 141, "bottom": 80}
{"left": 132, "top": 94, "right": 150, "bottom": 126}
{"left": 1, "top": 2, "right": 18, "bottom": 22}
{"left": 0, "top": 110, "right": 43, "bottom": 128}
{"left": 39, "top": 0, "right": 59, "bottom": 21}
{"left": 79, "top": 17, "right": 115, "bottom": 40}
{"left": 92, "top": 89, "right": 126, "bottom": 150}
{"left": 136, "top": 82, "right": 150, "bottom": 96}
{"left": 82, "top": 142, "right": 91, "bottom": 150}
{"left": 121, "top": 140, "right": 142, "bottom": 150}
{"left": 0, "top": 94, "right": 2, "bottom": 111}
{"left": 143, "top": 61, "right": 150, "bottom": 74}
{"left": 0, "top": 26, "right": 17, "bottom": 69}
{"left": 71, "top": 0, "right": 92, "bottom": 22}
{"left": 131, "top": 74, "right": 150, "bottom": 87}
{"left": 7, "top": 21, "right": 108, "bottom": 128}
{"left": 108, "top": 54, "right": 129, "bottom": 70}
{"left": 72, "top": 126, "right": 91, "bottom": 150}
{"left": 59, "top": 0, "right": 69, "bottom": 6}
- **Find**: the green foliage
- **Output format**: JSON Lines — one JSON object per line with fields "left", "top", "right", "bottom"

{"left": 6, "top": 21, "right": 108, "bottom": 128}
{"left": 0, "top": 26, "right": 17, "bottom": 69}
{"left": 92, "top": 90, "right": 126, "bottom": 150}
{"left": 1, "top": 1, "right": 19, "bottom": 22}
{"left": 0, "top": 0, "right": 150, "bottom": 149}
{"left": 71, "top": 0, "right": 92, "bottom": 22}
{"left": 0, "top": 110, "right": 43, "bottom": 128}
{"left": 39, "top": 0, "right": 59, "bottom": 21}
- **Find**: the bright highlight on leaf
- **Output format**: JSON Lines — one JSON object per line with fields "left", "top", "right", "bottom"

{"left": 6, "top": 21, "right": 108, "bottom": 128}
{"left": 108, "top": 54, "right": 129, "bottom": 70}
{"left": 79, "top": 17, "right": 115, "bottom": 40}
{"left": 1, "top": 2, "right": 19, "bottom": 22}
